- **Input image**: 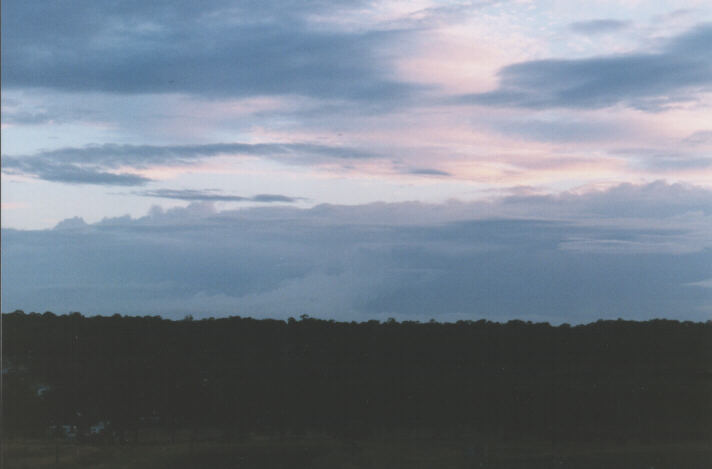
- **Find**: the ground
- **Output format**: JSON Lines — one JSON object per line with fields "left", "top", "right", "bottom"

{"left": 3, "top": 435, "right": 711, "bottom": 468}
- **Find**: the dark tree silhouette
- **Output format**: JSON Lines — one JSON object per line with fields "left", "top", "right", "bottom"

{"left": 2, "top": 311, "right": 711, "bottom": 446}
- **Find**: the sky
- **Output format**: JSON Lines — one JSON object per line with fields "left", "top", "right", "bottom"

{"left": 2, "top": 0, "right": 712, "bottom": 322}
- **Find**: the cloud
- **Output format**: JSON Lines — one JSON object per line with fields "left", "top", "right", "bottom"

{"left": 685, "top": 278, "right": 712, "bottom": 288}
{"left": 611, "top": 147, "right": 712, "bottom": 171}
{"left": 489, "top": 115, "right": 628, "bottom": 142}
{"left": 2, "top": 157, "right": 152, "bottom": 186}
{"left": 405, "top": 168, "right": 451, "bottom": 177}
{"left": 54, "top": 217, "right": 89, "bottom": 230}
{"left": 138, "top": 189, "right": 302, "bottom": 203}
{"left": 2, "top": 182, "right": 711, "bottom": 322}
{"left": 569, "top": 19, "right": 630, "bottom": 35}
{"left": 1, "top": 110, "right": 57, "bottom": 126}
{"left": 497, "top": 180, "right": 712, "bottom": 219}
{"left": 1, "top": 142, "right": 379, "bottom": 186}
{"left": 1, "top": 0, "right": 415, "bottom": 102}
{"left": 457, "top": 23, "right": 712, "bottom": 111}
{"left": 251, "top": 194, "right": 303, "bottom": 203}
{"left": 683, "top": 130, "right": 712, "bottom": 145}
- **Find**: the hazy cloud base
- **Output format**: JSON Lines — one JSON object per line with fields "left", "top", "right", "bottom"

{"left": 3, "top": 182, "right": 711, "bottom": 323}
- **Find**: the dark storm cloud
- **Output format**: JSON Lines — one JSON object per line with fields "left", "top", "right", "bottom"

{"left": 2, "top": 182, "right": 711, "bottom": 322}
{"left": 138, "top": 189, "right": 302, "bottom": 203}
{"left": 0, "top": 0, "right": 414, "bottom": 102}
{"left": 569, "top": 19, "right": 630, "bottom": 35}
{"left": 457, "top": 23, "right": 712, "bottom": 110}
{"left": 2, "top": 142, "right": 379, "bottom": 186}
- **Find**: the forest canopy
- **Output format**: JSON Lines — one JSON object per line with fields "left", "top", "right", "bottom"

{"left": 3, "top": 311, "right": 711, "bottom": 444}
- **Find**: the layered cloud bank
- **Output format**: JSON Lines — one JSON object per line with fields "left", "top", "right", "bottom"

{"left": 4, "top": 2, "right": 712, "bottom": 232}
{"left": 3, "top": 182, "right": 711, "bottom": 322}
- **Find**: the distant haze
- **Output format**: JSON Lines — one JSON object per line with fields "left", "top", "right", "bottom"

{"left": 2, "top": 182, "right": 711, "bottom": 322}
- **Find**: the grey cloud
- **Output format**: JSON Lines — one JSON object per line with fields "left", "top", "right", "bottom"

{"left": 1, "top": 95, "right": 104, "bottom": 126}
{"left": 405, "top": 168, "right": 451, "bottom": 177}
{"left": 10, "top": 142, "right": 377, "bottom": 166}
{"left": 251, "top": 194, "right": 303, "bottom": 203}
{"left": 54, "top": 217, "right": 89, "bottom": 231}
{"left": 612, "top": 147, "right": 712, "bottom": 171}
{"left": 666, "top": 22, "right": 712, "bottom": 56}
{"left": 638, "top": 155, "right": 712, "bottom": 171}
{"left": 458, "top": 23, "right": 712, "bottom": 110}
{"left": 490, "top": 116, "right": 627, "bottom": 142}
{"left": 2, "top": 182, "right": 711, "bottom": 322}
{"left": 37, "top": 169, "right": 150, "bottom": 186}
{"left": 1, "top": 0, "right": 414, "bottom": 102}
{"left": 683, "top": 130, "right": 712, "bottom": 145}
{"left": 653, "top": 9, "right": 694, "bottom": 23}
{"left": 498, "top": 180, "right": 712, "bottom": 219}
{"left": 685, "top": 278, "right": 712, "bottom": 288}
{"left": 2, "top": 156, "right": 152, "bottom": 186}
{"left": 1, "top": 142, "right": 379, "bottom": 186}
{"left": 379, "top": 1, "right": 502, "bottom": 29}
{"left": 1, "top": 110, "right": 56, "bottom": 125}
{"left": 139, "top": 189, "right": 302, "bottom": 203}
{"left": 569, "top": 19, "right": 630, "bottom": 35}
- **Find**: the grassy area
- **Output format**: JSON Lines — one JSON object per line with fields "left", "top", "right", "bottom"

{"left": 3, "top": 436, "right": 711, "bottom": 468}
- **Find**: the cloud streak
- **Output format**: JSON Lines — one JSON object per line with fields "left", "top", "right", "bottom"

{"left": 569, "top": 19, "right": 630, "bottom": 35}
{"left": 404, "top": 168, "right": 452, "bottom": 177}
{"left": 138, "top": 189, "right": 303, "bottom": 203}
{"left": 2, "top": 142, "right": 379, "bottom": 186}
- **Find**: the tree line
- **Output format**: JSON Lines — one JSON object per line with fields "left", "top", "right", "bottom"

{"left": 2, "top": 311, "right": 711, "bottom": 444}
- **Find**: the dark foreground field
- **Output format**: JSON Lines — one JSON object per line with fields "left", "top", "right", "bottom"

{"left": 4, "top": 436, "right": 712, "bottom": 468}
{"left": 2, "top": 312, "right": 711, "bottom": 467}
